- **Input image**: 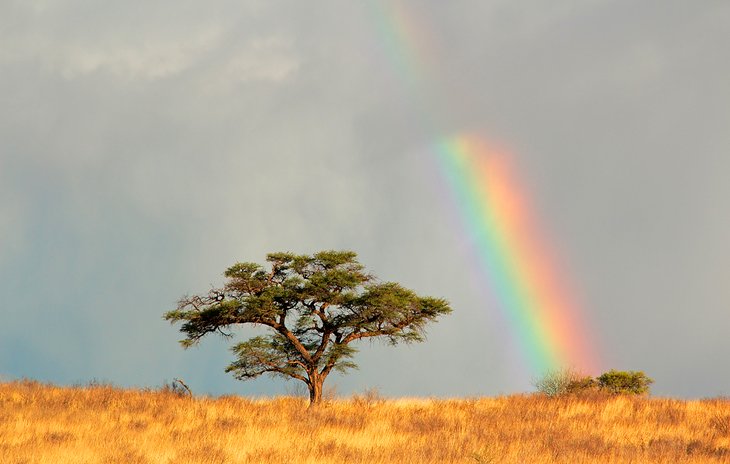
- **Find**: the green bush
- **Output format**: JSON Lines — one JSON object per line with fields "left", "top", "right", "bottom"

{"left": 566, "top": 375, "right": 597, "bottom": 394}
{"left": 597, "top": 369, "right": 653, "bottom": 395}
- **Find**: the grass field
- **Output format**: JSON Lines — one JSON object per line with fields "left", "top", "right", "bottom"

{"left": 1, "top": 380, "right": 729, "bottom": 463}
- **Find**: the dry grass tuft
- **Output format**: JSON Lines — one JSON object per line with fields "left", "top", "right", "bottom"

{"left": 1, "top": 380, "right": 729, "bottom": 463}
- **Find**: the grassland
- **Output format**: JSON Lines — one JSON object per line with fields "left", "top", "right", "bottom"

{"left": 1, "top": 380, "right": 728, "bottom": 463}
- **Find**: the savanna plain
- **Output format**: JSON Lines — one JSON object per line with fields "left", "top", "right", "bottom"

{"left": 1, "top": 380, "right": 729, "bottom": 464}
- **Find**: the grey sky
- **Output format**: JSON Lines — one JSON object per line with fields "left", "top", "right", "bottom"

{"left": 1, "top": 0, "right": 729, "bottom": 397}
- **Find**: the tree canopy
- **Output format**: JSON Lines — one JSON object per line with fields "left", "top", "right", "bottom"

{"left": 165, "top": 250, "right": 452, "bottom": 404}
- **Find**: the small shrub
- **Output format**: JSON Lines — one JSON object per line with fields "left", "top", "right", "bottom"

{"left": 322, "top": 384, "right": 339, "bottom": 405}
{"left": 352, "top": 387, "right": 384, "bottom": 407}
{"left": 566, "top": 375, "right": 598, "bottom": 395}
{"left": 597, "top": 369, "right": 653, "bottom": 395}
{"left": 159, "top": 379, "right": 192, "bottom": 398}
{"left": 86, "top": 378, "right": 114, "bottom": 388}
{"left": 534, "top": 368, "right": 595, "bottom": 397}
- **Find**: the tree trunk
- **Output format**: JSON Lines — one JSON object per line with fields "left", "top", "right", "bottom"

{"left": 308, "top": 374, "right": 323, "bottom": 406}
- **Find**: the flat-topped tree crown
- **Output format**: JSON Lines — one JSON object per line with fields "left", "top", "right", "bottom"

{"left": 165, "top": 250, "right": 452, "bottom": 405}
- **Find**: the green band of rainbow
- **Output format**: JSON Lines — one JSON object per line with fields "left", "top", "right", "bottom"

{"left": 436, "top": 135, "right": 598, "bottom": 374}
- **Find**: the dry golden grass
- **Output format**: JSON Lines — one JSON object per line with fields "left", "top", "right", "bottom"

{"left": 1, "top": 380, "right": 729, "bottom": 463}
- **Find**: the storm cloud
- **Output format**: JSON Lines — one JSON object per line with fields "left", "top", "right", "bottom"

{"left": 1, "top": 0, "right": 729, "bottom": 397}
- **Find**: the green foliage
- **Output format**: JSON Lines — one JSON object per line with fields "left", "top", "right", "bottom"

{"left": 566, "top": 375, "right": 597, "bottom": 394}
{"left": 165, "top": 250, "right": 452, "bottom": 404}
{"left": 597, "top": 369, "right": 653, "bottom": 395}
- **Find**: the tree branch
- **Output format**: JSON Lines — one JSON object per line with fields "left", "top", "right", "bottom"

{"left": 311, "top": 329, "right": 332, "bottom": 363}
{"left": 276, "top": 325, "right": 314, "bottom": 364}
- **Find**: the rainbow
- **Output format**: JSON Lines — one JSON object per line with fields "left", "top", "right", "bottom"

{"left": 366, "top": 2, "right": 601, "bottom": 377}
{"left": 436, "top": 136, "right": 598, "bottom": 374}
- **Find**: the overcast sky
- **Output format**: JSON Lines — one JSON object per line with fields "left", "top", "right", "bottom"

{"left": 1, "top": 0, "right": 729, "bottom": 398}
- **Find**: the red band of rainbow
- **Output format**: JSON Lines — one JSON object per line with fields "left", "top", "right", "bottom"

{"left": 437, "top": 135, "right": 599, "bottom": 375}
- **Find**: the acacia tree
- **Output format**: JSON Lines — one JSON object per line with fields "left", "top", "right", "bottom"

{"left": 165, "top": 250, "right": 452, "bottom": 405}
